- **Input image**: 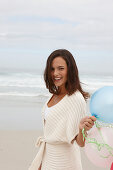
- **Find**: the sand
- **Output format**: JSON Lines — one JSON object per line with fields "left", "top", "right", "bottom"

{"left": 0, "top": 130, "right": 110, "bottom": 170}
{"left": 0, "top": 130, "right": 42, "bottom": 170}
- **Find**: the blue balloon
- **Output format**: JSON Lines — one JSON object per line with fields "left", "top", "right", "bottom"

{"left": 90, "top": 86, "right": 113, "bottom": 123}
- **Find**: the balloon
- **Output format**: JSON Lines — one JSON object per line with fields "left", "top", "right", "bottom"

{"left": 84, "top": 126, "right": 113, "bottom": 168}
{"left": 111, "top": 162, "right": 113, "bottom": 170}
{"left": 100, "top": 127, "right": 113, "bottom": 149}
{"left": 90, "top": 86, "right": 113, "bottom": 123}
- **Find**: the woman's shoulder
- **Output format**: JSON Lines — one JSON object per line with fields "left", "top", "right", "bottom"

{"left": 65, "top": 90, "right": 86, "bottom": 113}
{"left": 65, "top": 90, "right": 86, "bottom": 108}
{"left": 67, "top": 90, "right": 85, "bottom": 101}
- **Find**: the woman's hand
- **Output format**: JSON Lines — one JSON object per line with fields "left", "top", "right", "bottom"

{"left": 75, "top": 116, "right": 96, "bottom": 147}
{"left": 72, "top": 116, "right": 96, "bottom": 147}
{"left": 79, "top": 116, "right": 96, "bottom": 132}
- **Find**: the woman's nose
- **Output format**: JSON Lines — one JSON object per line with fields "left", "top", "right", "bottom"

{"left": 53, "top": 69, "right": 59, "bottom": 76}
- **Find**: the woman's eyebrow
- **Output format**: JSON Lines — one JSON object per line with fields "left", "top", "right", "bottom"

{"left": 51, "top": 66, "right": 65, "bottom": 69}
{"left": 58, "top": 66, "right": 65, "bottom": 67}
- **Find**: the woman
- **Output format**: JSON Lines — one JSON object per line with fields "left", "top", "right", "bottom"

{"left": 29, "top": 49, "right": 96, "bottom": 170}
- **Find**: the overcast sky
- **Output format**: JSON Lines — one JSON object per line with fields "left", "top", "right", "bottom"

{"left": 0, "top": 0, "right": 113, "bottom": 75}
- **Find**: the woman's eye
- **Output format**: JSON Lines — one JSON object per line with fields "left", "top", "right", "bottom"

{"left": 59, "top": 67, "right": 64, "bottom": 70}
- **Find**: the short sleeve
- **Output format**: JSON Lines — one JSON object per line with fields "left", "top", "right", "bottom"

{"left": 66, "top": 91, "right": 87, "bottom": 144}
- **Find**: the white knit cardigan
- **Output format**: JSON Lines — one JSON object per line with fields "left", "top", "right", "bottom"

{"left": 29, "top": 90, "right": 86, "bottom": 170}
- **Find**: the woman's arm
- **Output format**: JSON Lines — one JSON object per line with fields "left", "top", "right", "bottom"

{"left": 38, "top": 163, "right": 42, "bottom": 170}
{"left": 74, "top": 116, "right": 96, "bottom": 147}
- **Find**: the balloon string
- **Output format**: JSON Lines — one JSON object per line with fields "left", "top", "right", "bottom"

{"left": 95, "top": 126, "right": 105, "bottom": 144}
{"left": 82, "top": 122, "right": 113, "bottom": 158}
{"left": 95, "top": 121, "right": 113, "bottom": 128}
{"left": 82, "top": 128, "right": 86, "bottom": 142}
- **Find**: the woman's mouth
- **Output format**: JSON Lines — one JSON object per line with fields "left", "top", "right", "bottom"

{"left": 54, "top": 77, "right": 62, "bottom": 82}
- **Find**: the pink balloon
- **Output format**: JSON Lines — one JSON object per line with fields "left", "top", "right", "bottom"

{"left": 111, "top": 163, "right": 113, "bottom": 170}
{"left": 84, "top": 126, "right": 113, "bottom": 168}
{"left": 100, "top": 127, "right": 113, "bottom": 148}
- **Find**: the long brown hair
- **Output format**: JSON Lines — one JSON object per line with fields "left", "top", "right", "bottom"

{"left": 44, "top": 49, "right": 89, "bottom": 100}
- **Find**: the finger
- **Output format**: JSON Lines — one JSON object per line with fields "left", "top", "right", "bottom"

{"left": 90, "top": 116, "right": 97, "bottom": 121}
{"left": 84, "top": 124, "right": 91, "bottom": 131}
{"left": 84, "top": 122, "right": 93, "bottom": 128}
{"left": 81, "top": 116, "right": 90, "bottom": 122}
{"left": 83, "top": 118, "right": 94, "bottom": 125}
{"left": 86, "top": 119, "right": 94, "bottom": 125}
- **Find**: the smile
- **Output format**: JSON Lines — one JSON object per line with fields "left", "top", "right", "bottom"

{"left": 54, "top": 77, "right": 62, "bottom": 81}
{"left": 54, "top": 77, "right": 61, "bottom": 80}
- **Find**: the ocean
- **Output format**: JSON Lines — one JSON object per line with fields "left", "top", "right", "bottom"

{"left": 0, "top": 71, "right": 113, "bottom": 130}
{"left": 0, "top": 71, "right": 113, "bottom": 99}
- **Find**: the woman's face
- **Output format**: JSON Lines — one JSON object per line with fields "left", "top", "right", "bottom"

{"left": 51, "top": 56, "right": 68, "bottom": 91}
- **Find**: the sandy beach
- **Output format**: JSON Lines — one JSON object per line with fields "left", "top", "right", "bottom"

{"left": 0, "top": 130, "right": 110, "bottom": 170}
{"left": 0, "top": 130, "right": 42, "bottom": 170}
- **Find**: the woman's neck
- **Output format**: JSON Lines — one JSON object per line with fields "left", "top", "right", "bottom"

{"left": 58, "top": 86, "right": 67, "bottom": 95}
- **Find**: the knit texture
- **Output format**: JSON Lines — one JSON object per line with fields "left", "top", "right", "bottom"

{"left": 29, "top": 90, "right": 86, "bottom": 170}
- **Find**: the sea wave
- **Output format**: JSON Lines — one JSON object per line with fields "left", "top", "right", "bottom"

{"left": 0, "top": 72, "right": 113, "bottom": 99}
{"left": 0, "top": 92, "right": 49, "bottom": 97}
